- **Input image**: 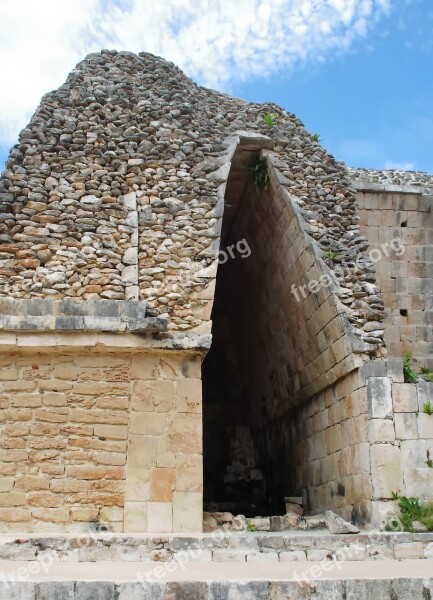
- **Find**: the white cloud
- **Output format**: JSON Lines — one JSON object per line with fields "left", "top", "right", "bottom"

{"left": 0, "top": 0, "right": 100, "bottom": 146}
{"left": 0, "top": 0, "right": 392, "bottom": 148}
{"left": 384, "top": 160, "right": 416, "bottom": 171}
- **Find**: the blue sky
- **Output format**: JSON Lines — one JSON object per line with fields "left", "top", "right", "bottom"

{"left": 231, "top": 0, "right": 433, "bottom": 171}
{"left": 0, "top": 0, "right": 432, "bottom": 173}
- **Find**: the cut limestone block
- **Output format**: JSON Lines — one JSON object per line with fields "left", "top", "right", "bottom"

{"left": 270, "top": 514, "right": 300, "bottom": 532}
{"left": 325, "top": 510, "right": 360, "bottom": 534}
{"left": 246, "top": 517, "right": 271, "bottom": 531}
{"left": 297, "top": 514, "right": 327, "bottom": 530}
{"left": 285, "top": 503, "right": 303, "bottom": 516}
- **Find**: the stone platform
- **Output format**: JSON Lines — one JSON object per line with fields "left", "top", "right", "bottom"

{"left": 1, "top": 533, "right": 433, "bottom": 598}
{"left": 0, "top": 560, "right": 432, "bottom": 599}
{"left": 1, "top": 531, "right": 432, "bottom": 563}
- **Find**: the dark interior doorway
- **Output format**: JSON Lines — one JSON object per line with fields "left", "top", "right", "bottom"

{"left": 202, "top": 146, "right": 298, "bottom": 517}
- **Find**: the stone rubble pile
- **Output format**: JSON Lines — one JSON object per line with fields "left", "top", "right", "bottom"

{"left": 204, "top": 506, "right": 359, "bottom": 535}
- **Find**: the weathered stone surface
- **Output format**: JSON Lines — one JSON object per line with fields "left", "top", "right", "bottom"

{"left": 345, "top": 580, "right": 392, "bottom": 599}
{"left": 270, "top": 516, "right": 293, "bottom": 532}
{"left": 412, "top": 521, "right": 428, "bottom": 533}
{"left": 209, "top": 581, "right": 269, "bottom": 600}
{"left": 285, "top": 502, "right": 303, "bottom": 516}
{"left": 367, "top": 377, "right": 393, "bottom": 419}
{"left": 246, "top": 517, "right": 271, "bottom": 531}
{"left": 0, "top": 583, "right": 35, "bottom": 599}
{"left": 118, "top": 582, "right": 162, "bottom": 599}
{"left": 0, "top": 48, "right": 432, "bottom": 541}
{"left": 369, "top": 418, "right": 396, "bottom": 443}
{"left": 325, "top": 510, "right": 360, "bottom": 534}
{"left": 75, "top": 582, "right": 115, "bottom": 599}
{"left": 203, "top": 512, "right": 218, "bottom": 532}
{"left": 370, "top": 444, "right": 403, "bottom": 499}
{"left": 285, "top": 496, "right": 303, "bottom": 507}
{"left": 298, "top": 515, "right": 327, "bottom": 530}
{"left": 0, "top": 50, "right": 387, "bottom": 347}
{"left": 391, "top": 579, "right": 425, "bottom": 598}
{"left": 35, "top": 582, "right": 75, "bottom": 599}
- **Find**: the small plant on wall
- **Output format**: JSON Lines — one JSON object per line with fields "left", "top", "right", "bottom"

{"left": 421, "top": 367, "right": 433, "bottom": 383}
{"left": 423, "top": 401, "right": 433, "bottom": 415}
{"left": 263, "top": 112, "right": 279, "bottom": 128}
{"left": 248, "top": 159, "right": 269, "bottom": 191}
{"left": 403, "top": 352, "right": 418, "bottom": 383}
{"left": 402, "top": 352, "right": 433, "bottom": 384}
{"left": 387, "top": 493, "right": 433, "bottom": 532}
{"left": 322, "top": 250, "right": 340, "bottom": 263}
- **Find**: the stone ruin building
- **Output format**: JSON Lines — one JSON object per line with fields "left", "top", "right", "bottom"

{"left": 0, "top": 49, "right": 432, "bottom": 535}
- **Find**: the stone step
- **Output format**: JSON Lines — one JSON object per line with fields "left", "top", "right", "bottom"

{"left": 0, "top": 560, "right": 432, "bottom": 599}
{"left": 1, "top": 531, "right": 432, "bottom": 563}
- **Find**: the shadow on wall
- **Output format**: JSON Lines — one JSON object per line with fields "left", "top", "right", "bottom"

{"left": 202, "top": 147, "right": 314, "bottom": 515}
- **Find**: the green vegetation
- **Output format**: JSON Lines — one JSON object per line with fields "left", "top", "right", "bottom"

{"left": 247, "top": 523, "right": 257, "bottom": 532}
{"left": 322, "top": 250, "right": 340, "bottom": 262}
{"left": 312, "top": 132, "right": 321, "bottom": 142}
{"left": 423, "top": 401, "right": 433, "bottom": 415}
{"left": 387, "top": 494, "right": 433, "bottom": 532}
{"left": 248, "top": 159, "right": 269, "bottom": 191}
{"left": 403, "top": 352, "right": 418, "bottom": 383}
{"left": 402, "top": 354, "right": 433, "bottom": 384}
{"left": 262, "top": 112, "right": 279, "bottom": 128}
{"left": 421, "top": 367, "right": 433, "bottom": 382}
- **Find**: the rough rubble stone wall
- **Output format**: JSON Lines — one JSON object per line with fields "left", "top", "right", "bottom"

{"left": 0, "top": 50, "right": 384, "bottom": 343}
{"left": 356, "top": 188, "right": 433, "bottom": 366}
{"left": 349, "top": 167, "right": 433, "bottom": 194}
{"left": 0, "top": 343, "right": 203, "bottom": 533}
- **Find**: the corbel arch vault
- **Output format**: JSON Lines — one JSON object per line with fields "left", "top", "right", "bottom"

{"left": 1, "top": 50, "right": 430, "bottom": 534}
{"left": 202, "top": 134, "right": 368, "bottom": 518}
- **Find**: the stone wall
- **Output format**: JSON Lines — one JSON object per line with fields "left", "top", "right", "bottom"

{"left": 0, "top": 50, "right": 386, "bottom": 346}
{"left": 1, "top": 50, "right": 432, "bottom": 534}
{"left": 287, "top": 370, "right": 371, "bottom": 525}
{"left": 275, "top": 357, "right": 433, "bottom": 528}
{"left": 355, "top": 185, "right": 433, "bottom": 367}
{"left": 353, "top": 175, "right": 433, "bottom": 527}
{"left": 0, "top": 334, "right": 204, "bottom": 533}
{"left": 2, "top": 575, "right": 433, "bottom": 600}
{"left": 365, "top": 361, "right": 433, "bottom": 528}
{"left": 2, "top": 530, "right": 433, "bottom": 563}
